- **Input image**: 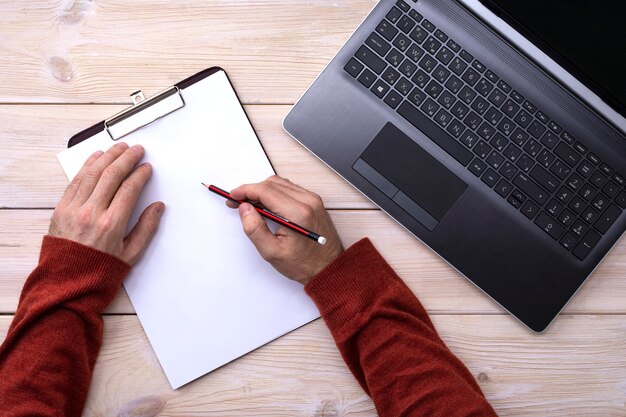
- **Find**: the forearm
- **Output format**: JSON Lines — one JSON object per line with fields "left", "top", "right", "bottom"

{"left": 0, "top": 236, "right": 129, "bottom": 417}
{"left": 305, "top": 238, "right": 497, "bottom": 417}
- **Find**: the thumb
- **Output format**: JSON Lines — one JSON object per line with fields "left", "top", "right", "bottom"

{"left": 238, "top": 203, "right": 279, "bottom": 260}
{"left": 123, "top": 202, "right": 165, "bottom": 265}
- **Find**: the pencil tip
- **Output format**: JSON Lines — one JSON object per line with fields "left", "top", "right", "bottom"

{"left": 201, "top": 182, "right": 207, "bottom": 187}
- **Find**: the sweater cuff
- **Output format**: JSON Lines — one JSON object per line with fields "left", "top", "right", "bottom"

{"left": 305, "top": 238, "right": 399, "bottom": 331}
{"left": 24, "top": 236, "right": 131, "bottom": 312}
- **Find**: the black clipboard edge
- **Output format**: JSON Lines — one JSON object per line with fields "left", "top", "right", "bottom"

{"left": 67, "top": 66, "right": 276, "bottom": 174}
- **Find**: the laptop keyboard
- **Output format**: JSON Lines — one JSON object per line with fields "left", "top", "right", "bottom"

{"left": 344, "top": 0, "right": 626, "bottom": 261}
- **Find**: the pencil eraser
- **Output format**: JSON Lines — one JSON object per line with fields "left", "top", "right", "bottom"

{"left": 318, "top": 236, "right": 327, "bottom": 245}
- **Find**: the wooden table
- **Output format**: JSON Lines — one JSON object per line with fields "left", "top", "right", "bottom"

{"left": 1, "top": 1, "right": 624, "bottom": 416}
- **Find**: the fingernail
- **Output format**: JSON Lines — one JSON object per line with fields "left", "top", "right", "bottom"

{"left": 156, "top": 203, "right": 165, "bottom": 216}
{"left": 93, "top": 150, "right": 104, "bottom": 158}
{"left": 240, "top": 203, "right": 252, "bottom": 214}
{"left": 131, "top": 144, "right": 144, "bottom": 152}
{"left": 116, "top": 142, "right": 129, "bottom": 150}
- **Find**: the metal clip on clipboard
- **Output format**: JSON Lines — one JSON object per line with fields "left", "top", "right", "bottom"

{"left": 104, "top": 86, "right": 185, "bottom": 140}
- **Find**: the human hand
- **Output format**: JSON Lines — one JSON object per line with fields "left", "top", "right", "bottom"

{"left": 228, "top": 176, "right": 344, "bottom": 285}
{"left": 49, "top": 142, "right": 165, "bottom": 265}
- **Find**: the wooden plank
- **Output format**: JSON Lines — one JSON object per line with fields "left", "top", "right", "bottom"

{"left": 2, "top": 209, "right": 625, "bottom": 316}
{"left": 1, "top": 315, "right": 624, "bottom": 416}
{"left": 0, "top": 0, "right": 374, "bottom": 104}
{"left": 0, "top": 104, "right": 371, "bottom": 209}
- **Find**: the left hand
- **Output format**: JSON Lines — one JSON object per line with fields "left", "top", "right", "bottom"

{"left": 49, "top": 142, "right": 164, "bottom": 265}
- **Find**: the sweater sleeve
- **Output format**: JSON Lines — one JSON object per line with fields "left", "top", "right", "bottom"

{"left": 305, "top": 238, "right": 497, "bottom": 417}
{"left": 0, "top": 236, "right": 130, "bottom": 417}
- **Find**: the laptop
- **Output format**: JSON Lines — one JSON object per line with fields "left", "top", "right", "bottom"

{"left": 283, "top": 0, "right": 626, "bottom": 332}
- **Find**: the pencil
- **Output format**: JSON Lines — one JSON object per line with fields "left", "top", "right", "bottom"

{"left": 202, "top": 183, "right": 327, "bottom": 245}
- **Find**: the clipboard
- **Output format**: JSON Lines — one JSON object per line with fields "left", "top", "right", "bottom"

{"left": 57, "top": 67, "right": 320, "bottom": 389}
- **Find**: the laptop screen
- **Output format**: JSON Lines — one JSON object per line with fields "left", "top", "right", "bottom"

{"left": 478, "top": 0, "right": 626, "bottom": 118}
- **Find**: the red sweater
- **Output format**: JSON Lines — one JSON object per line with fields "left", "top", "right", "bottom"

{"left": 0, "top": 236, "right": 496, "bottom": 417}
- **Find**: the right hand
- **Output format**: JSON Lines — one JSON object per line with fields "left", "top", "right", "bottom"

{"left": 228, "top": 176, "right": 344, "bottom": 285}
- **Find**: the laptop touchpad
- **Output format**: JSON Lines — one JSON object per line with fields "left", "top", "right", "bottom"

{"left": 353, "top": 122, "right": 467, "bottom": 231}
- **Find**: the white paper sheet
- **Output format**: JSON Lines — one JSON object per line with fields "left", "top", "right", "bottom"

{"left": 57, "top": 70, "right": 320, "bottom": 388}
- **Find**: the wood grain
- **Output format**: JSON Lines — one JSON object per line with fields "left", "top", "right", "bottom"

{"left": 0, "top": 0, "right": 375, "bottom": 104}
{"left": 1, "top": 315, "right": 624, "bottom": 416}
{"left": 0, "top": 104, "right": 371, "bottom": 209}
{"left": 2, "top": 209, "right": 625, "bottom": 316}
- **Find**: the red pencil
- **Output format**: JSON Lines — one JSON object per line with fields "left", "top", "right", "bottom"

{"left": 202, "top": 183, "right": 327, "bottom": 245}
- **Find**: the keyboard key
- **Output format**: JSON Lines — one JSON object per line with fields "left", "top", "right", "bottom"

{"left": 471, "top": 97, "right": 489, "bottom": 115}
{"left": 370, "top": 80, "right": 390, "bottom": 98}
{"left": 344, "top": 58, "right": 364, "bottom": 77}
{"left": 484, "top": 107, "right": 503, "bottom": 126}
{"left": 612, "top": 173, "right": 624, "bottom": 186}
{"left": 489, "top": 133, "right": 508, "bottom": 152}
{"left": 548, "top": 121, "right": 562, "bottom": 133}
{"left": 475, "top": 78, "right": 493, "bottom": 96}
{"left": 382, "top": 66, "right": 400, "bottom": 85}
{"left": 600, "top": 163, "right": 613, "bottom": 176}
{"left": 356, "top": 46, "right": 386, "bottom": 74}
{"left": 376, "top": 20, "right": 398, "bottom": 41}
{"left": 499, "top": 161, "right": 518, "bottom": 180}
{"left": 497, "top": 79, "right": 512, "bottom": 93}
{"left": 410, "top": 26, "right": 428, "bottom": 44}
{"left": 594, "top": 204, "right": 622, "bottom": 234}
{"left": 503, "top": 143, "right": 522, "bottom": 162}
{"left": 589, "top": 170, "right": 607, "bottom": 187}
{"left": 511, "top": 189, "right": 526, "bottom": 203}
{"left": 434, "top": 29, "right": 448, "bottom": 42}
{"left": 556, "top": 187, "right": 573, "bottom": 203}
{"left": 602, "top": 181, "right": 620, "bottom": 198}
{"left": 579, "top": 183, "right": 596, "bottom": 201}
{"left": 447, "top": 39, "right": 461, "bottom": 52}
{"left": 495, "top": 179, "right": 513, "bottom": 198}
{"left": 397, "top": 15, "right": 416, "bottom": 33}
{"left": 546, "top": 199, "right": 563, "bottom": 216}
{"left": 386, "top": 48, "right": 403, "bottom": 66}
{"left": 406, "top": 44, "right": 425, "bottom": 62}
{"left": 395, "top": 77, "right": 413, "bottom": 95}
{"left": 487, "top": 89, "right": 506, "bottom": 107}
{"left": 522, "top": 100, "right": 537, "bottom": 113}
{"left": 450, "top": 100, "right": 469, "bottom": 119}
{"left": 523, "top": 139, "right": 542, "bottom": 157}
{"left": 535, "top": 212, "right": 564, "bottom": 240}
{"left": 573, "top": 230, "right": 601, "bottom": 260}
{"left": 458, "top": 86, "right": 477, "bottom": 104}
{"left": 464, "top": 111, "right": 481, "bottom": 130}
{"left": 435, "top": 47, "right": 454, "bottom": 65}
{"left": 446, "top": 119, "right": 465, "bottom": 138}
{"left": 409, "top": 9, "right": 423, "bottom": 22}
{"left": 471, "top": 60, "right": 486, "bottom": 73}
{"left": 576, "top": 161, "right": 593, "bottom": 178}
{"left": 408, "top": 87, "right": 426, "bottom": 106}
{"left": 420, "top": 98, "right": 440, "bottom": 116}
{"left": 502, "top": 99, "right": 520, "bottom": 118}
{"left": 528, "top": 120, "right": 546, "bottom": 139}
{"left": 530, "top": 165, "right": 559, "bottom": 191}
{"left": 437, "top": 90, "right": 456, "bottom": 108}
{"left": 481, "top": 168, "right": 500, "bottom": 188}
{"left": 516, "top": 153, "right": 534, "bottom": 173}
{"left": 434, "top": 108, "right": 453, "bottom": 127}
{"left": 397, "top": 101, "right": 473, "bottom": 166}
{"left": 550, "top": 159, "right": 571, "bottom": 180}
{"left": 469, "top": 157, "right": 487, "bottom": 176}
{"left": 558, "top": 209, "right": 575, "bottom": 227}
{"left": 399, "top": 59, "right": 418, "bottom": 77}
{"left": 521, "top": 200, "right": 540, "bottom": 220}
{"left": 535, "top": 111, "right": 549, "bottom": 124}
{"left": 537, "top": 149, "right": 554, "bottom": 168}
{"left": 448, "top": 57, "right": 467, "bottom": 76}
{"left": 433, "top": 64, "right": 451, "bottom": 83}
{"left": 477, "top": 122, "right": 496, "bottom": 140}
{"left": 412, "top": 69, "right": 430, "bottom": 88}
{"left": 574, "top": 141, "right": 587, "bottom": 154}
{"left": 540, "top": 131, "right": 558, "bottom": 149}
{"left": 461, "top": 68, "right": 480, "bottom": 86}
{"left": 511, "top": 128, "right": 529, "bottom": 146}
{"left": 567, "top": 173, "right": 584, "bottom": 191}
{"left": 514, "top": 109, "right": 532, "bottom": 128}
{"left": 569, "top": 196, "right": 585, "bottom": 213}
{"left": 485, "top": 70, "right": 499, "bottom": 83}
{"left": 510, "top": 90, "right": 524, "bottom": 103}
{"left": 571, "top": 219, "right": 588, "bottom": 237}
{"left": 421, "top": 19, "right": 435, "bottom": 32}
{"left": 445, "top": 75, "right": 463, "bottom": 94}
{"left": 473, "top": 140, "right": 492, "bottom": 159}
{"left": 393, "top": 33, "right": 411, "bottom": 52}
{"left": 357, "top": 68, "right": 376, "bottom": 87}
{"left": 508, "top": 195, "right": 523, "bottom": 208}
{"left": 554, "top": 142, "right": 580, "bottom": 166}
{"left": 384, "top": 90, "right": 402, "bottom": 109}
{"left": 514, "top": 173, "right": 548, "bottom": 204}
{"left": 396, "top": 0, "right": 410, "bottom": 12}
{"left": 366, "top": 32, "right": 392, "bottom": 56}
{"left": 460, "top": 49, "right": 473, "bottom": 62}
{"left": 423, "top": 36, "right": 442, "bottom": 54}
{"left": 560, "top": 131, "right": 575, "bottom": 144}
{"left": 418, "top": 55, "right": 437, "bottom": 72}
{"left": 560, "top": 232, "right": 578, "bottom": 250}
{"left": 386, "top": 6, "right": 403, "bottom": 23}
{"left": 592, "top": 194, "right": 608, "bottom": 212}
{"left": 460, "top": 131, "right": 479, "bottom": 148}
{"left": 587, "top": 153, "right": 601, "bottom": 165}
{"left": 425, "top": 80, "right": 444, "bottom": 98}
